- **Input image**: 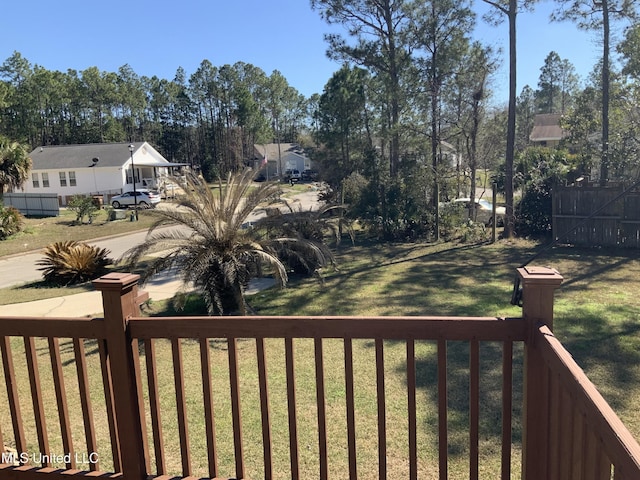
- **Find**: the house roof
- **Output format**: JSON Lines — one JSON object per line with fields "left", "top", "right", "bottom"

{"left": 254, "top": 143, "right": 307, "bottom": 161}
{"left": 28, "top": 142, "right": 173, "bottom": 170}
{"left": 530, "top": 114, "right": 566, "bottom": 142}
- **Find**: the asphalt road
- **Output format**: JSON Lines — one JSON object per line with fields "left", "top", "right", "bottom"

{"left": 0, "top": 186, "right": 322, "bottom": 290}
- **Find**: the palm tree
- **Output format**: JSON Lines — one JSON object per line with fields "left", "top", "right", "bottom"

{"left": 0, "top": 136, "right": 31, "bottom": 196}
{"left": 120, "top": 169, "right": 333, "bottom": 315}
{"left": 253, "top": 202, "right": 352, "bottom": 275}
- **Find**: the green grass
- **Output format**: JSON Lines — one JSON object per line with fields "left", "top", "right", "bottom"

{"left": 2, "top": 236, "right": 640, "bottom": 478}
{"left": 0, "top": 208, "right": 157, "bottom": 258}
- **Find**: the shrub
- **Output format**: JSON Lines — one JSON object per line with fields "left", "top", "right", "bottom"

{"left": 0, "top": 205, "right": 24, "bottom": 239}
{"left": 36, "top": 240, "right": 112, "bottom": 285}
{"left": 68, "top": 195, "right": 99, "bottom": 224}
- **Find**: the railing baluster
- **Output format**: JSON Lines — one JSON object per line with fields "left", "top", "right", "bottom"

{"left": 256, "top": 337, "right": 272, "bottom": 480}
{"left": 571, "top": 409, "right": 586, "bottom": 480}
{"left": 48, "top": 337, "right": 75, "bottom": 469}
{"left": 130, "top": 338, "right": 151, "bottom": 473}
{"left": 200, "top": 338, "right": 218, "bottom": 478}
{"left": 595, "top": 444, "right": 612, "bottom": 480}
{"left": 171, "top": 338, "right": 191, "bottom": 476}
{"left": 98, "top": 340, "right": 121, "bottom": 472}
{"left": 407, "top": 340, "right": 417, "bottom": 480}
{"left": 375, "top": 338, "right": 387, "bottom": 480}
{"left": 469, "top": 340, "right": 479, "bottom": 480}
{"left": 438, "top": 339, "right": 448, "bottom": 480}
{"left": 228, "top": 337, "right": 244, "bottom": 480}
{"left": 285, "top": 337, "right": 300, "bottom": 480}
{"left": 0, "top": 409, "right": 4, "bottom": 456}
{"left": 73, "top": 338, "right": 98, "bottom": 471}
{"left": 145, "top": 338, "right": 165, "bottom": 475}
{"left": 501, "top": 341, "right": 513, "bottom": 480}
{"left": 584, "top": 423, "right": 599, "bottom": 480}
{"left": 25, "top": 336, "right": 50, "bottom": 467}
{"left": 549, "top": 372, "right": 560, "bottom": 480}
{"left": 559, "top": 388, "right": 573, "bottom": 479}
{"left": 1, "top": 336, "right": 25, "bottom": 461}
{"left": 344, "top": 338, "right": 357, "bottom": 480}
{"left": 314, "top": 338, "right": 328, "bottom": 480}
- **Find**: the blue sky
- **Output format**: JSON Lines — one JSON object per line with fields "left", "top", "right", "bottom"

{"left": 0, "top": 1, "right": 615, "bottom": 105}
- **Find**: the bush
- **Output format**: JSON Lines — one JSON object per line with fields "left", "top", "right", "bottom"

{"left": 68, "top": 195, "right": 99, "bottom": 224}
{"left": 0, "top": 205, "right": 24, "bottom": 239}
{"left": 514, "top": 148, "right": 577, "bottom": 238}
{"left": 36, "top": 240, "right": 112, "bottom": 285}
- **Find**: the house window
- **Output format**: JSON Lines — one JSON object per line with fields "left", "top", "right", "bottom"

{"left": 69, "top": 171, "right": 77, "bottom": 187}
{"left": 41, "top": 172, "right": 50, "bottom": 188}
{"left": 32, "top": 173, "right": 39, "bottom": 188}
{"left": 127, "top": 167, "right": 138, "bottom": 185}
{"left": 59, "top": 172, "right": 67, "bottom": 187}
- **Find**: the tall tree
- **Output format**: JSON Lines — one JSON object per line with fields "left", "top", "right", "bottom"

{"left": 482, "top": 0, "right": 540, "bottom": 237}
{"left": 516, "top": 85, "right": 537, "bottom": 149}
{"left": 537, "top": 51, "right": 563, "bottom": 113}
{"left": 536, "top": 51, "right": 579, "bottom": 114}
{"left": 316, "top": 65, "right": 369, "bottom": 194}
{"left": 553, "top": 0, "right": 637, "bottom": 185}
{"left": 619, "top": 24, "right": 640, "bottom": 79}
{"left": 311, "top": 0, "right": 413, "bottom": 177}
{"left": 411, "top": 0, "right": 475, "bottom": 237}
{"left": 456, "top": 43, "right": 497, "bottom": 221}
{"left": 264, "top": 70, "right": 290, "bottom": 176}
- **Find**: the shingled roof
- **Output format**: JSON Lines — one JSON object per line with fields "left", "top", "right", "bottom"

{"left": 530, "top": 114, "right": 567, "bottom": 143}
{"left": 28, "top": 142, "right": 170, "bottom": 170}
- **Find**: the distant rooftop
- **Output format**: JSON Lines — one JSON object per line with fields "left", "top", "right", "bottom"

{"left": 530, "top": 114, "right": 566, "bottom": 143}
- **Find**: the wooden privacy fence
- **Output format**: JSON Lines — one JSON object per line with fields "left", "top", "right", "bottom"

{"left": 553, "top": 184, "right": 640, "bottom": 248}
{"left": 1, "top": 268, "right": 640, "bottom": 479}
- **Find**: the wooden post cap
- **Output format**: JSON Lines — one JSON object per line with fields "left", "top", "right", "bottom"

{"left": 93, "top": 272, "right": 141, "bottom": 291}
{"left": 517, "top": 266, "right": 563, "bottom": 287}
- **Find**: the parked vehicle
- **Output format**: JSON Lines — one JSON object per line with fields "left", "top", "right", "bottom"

{"left": 283, "top": 169, "right": 301, "bottom": 182}
{"left": 301, "top": 169, "right": 319, "bottom": 181}
{"left": 111, "top": 189, "right": 161, "bottom": 209}
{"left": 446, "top": 198, "right": 505, "bottom": 226}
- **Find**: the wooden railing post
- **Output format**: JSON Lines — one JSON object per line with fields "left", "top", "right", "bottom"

{"left": 518, "top": 266, "right": 563, "bottom": 480}
{"left": 93, "top": 273, "right": 147, "bottom": 480}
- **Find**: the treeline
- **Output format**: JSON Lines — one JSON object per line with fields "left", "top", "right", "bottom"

{"left": 0, "top": 52, "right": 309, "bottom": 179}
{"left": 2, "top": 0, "right": 640, "bottom": 241}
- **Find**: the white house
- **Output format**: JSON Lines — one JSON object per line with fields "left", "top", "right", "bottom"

{"left": 24, "top": 142, "right": 185, "bottom": 205}
{"left": 253, "top": 143, "right": 313, "bottom": 179}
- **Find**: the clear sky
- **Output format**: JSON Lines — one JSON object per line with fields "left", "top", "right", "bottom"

{"left": 0, "top": 0, "right": 616, "bottom": 105}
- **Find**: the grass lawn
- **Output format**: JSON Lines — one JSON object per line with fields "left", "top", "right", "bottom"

{"left": 147, "top": 238, "right": 640, "bottom": 477}
{"left": 2, "top": 236, "right": 640, "bottom": 478}
{"left": 0, "top": 208, "right": 157, "bottom": 258}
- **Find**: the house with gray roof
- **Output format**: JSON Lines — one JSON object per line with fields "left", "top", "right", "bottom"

{"left": 530, "top": 114, "right": 567, "bottom": 147}
{"left": 253, "top": 143, "right": 312, "bottom": 179}
{"left": 23, "top": 142, "right": 184, "bottom": 205}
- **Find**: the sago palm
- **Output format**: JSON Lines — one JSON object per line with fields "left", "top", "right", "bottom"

{"left": 120, "top": 169, "right": 332, "bottom": 315}
{"left": 37, "top": 241, "right": 112, "bottom": 285}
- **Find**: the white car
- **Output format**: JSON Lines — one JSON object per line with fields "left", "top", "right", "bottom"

{"left": 450, "top": 198, "right": 506, "bottom": 226}
{"left": 111, "top": 190, "right": 161, "bottom": 209}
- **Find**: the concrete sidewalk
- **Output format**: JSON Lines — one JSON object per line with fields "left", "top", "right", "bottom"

{"left": 0, "top": 275, "right": 276, "bottom": 318}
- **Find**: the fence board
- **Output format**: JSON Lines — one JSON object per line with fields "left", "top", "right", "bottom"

{"left": 3, "top": 193, "right": 59, "bottom": 217}
{"left": 554, "top": 185, "right": 640, "bottom": 248}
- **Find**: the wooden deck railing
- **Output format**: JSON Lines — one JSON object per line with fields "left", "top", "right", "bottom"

{"left": 0, "top": 268, "right": 639, "bottom": 479}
